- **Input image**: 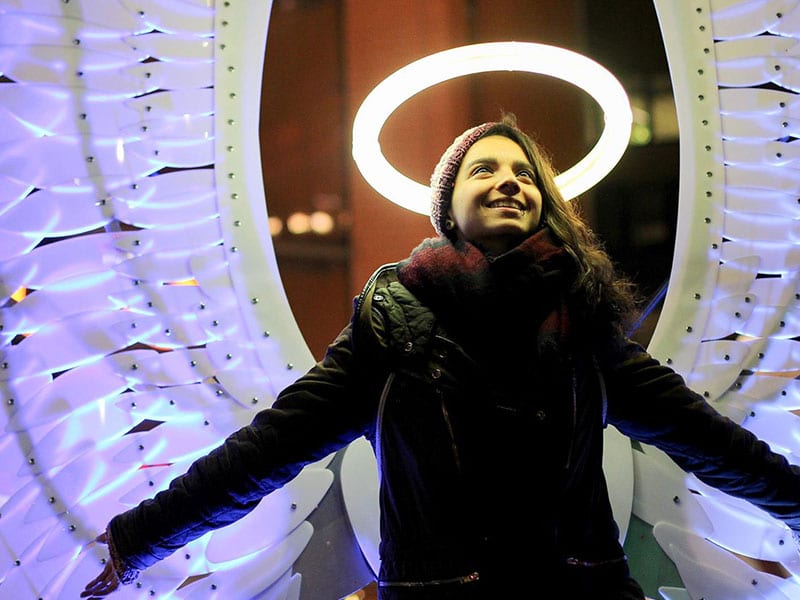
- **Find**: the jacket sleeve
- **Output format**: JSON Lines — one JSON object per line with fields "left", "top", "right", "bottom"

{"left": 108, "top": 319, "right": 381, "bottom": 573}
{"left": 602, "top": 338, "right": 800, "bottom": 531}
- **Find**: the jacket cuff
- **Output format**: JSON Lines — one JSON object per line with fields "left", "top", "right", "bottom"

{"left": 106, "top": 525, "right": 141, "bottom": 585}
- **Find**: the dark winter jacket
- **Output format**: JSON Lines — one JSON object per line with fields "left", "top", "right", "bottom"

{"left": 108, "top": 263, "right": 800, "bottom": 598}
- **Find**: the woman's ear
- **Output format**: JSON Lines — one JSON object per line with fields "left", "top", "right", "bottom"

{"left": 444, "top": 207, "right": 456, "bottom": 232}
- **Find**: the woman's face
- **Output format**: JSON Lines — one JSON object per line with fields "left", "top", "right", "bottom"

{"left": 448, "top": 135, "right": 543, "bottom": 255}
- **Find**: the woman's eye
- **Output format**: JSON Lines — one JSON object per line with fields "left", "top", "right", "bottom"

{"left": 471, "top": 165, "right": 491, "bottom": 176}
{"left": 517, "top": 170, "right": 535, "bottom": 181}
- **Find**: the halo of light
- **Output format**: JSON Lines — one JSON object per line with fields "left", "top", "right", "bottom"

{"left": 352, "top": 41, "right": 633, "bottom": 215}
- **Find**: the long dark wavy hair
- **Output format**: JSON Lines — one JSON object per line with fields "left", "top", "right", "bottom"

{"left": 475, "top": 113, "right": 642, "bottom": 338}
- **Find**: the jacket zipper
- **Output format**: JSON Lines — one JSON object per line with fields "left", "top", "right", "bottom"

{"left": 592, "top": 354, "right": 609, "bottom": 427}
{"left": 440, "top": 396, "right": 462, "bottom": 472}
{"left": 432, "top": 334, "right": 473, "bottom": 474}
{"left": 379, "top": 571, "right": 480, "bottom": 588}
{"left": 564, "top": 360, "right": 577, "bottom": 470}
{"left": 565, "top": 555, "right": 626, "bottom": 568}
{"left": 374, "top": 371, "right": 396, "bottom": 481}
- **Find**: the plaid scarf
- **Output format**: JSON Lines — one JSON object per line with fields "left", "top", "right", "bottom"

{"left": 396, "top": 228, "right": 577, "bottom": 385}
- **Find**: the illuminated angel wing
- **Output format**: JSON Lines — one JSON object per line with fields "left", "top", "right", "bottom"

{"left": 636, "top": 1, "right": 800, "bottom": 597}
{"left": 0, "top": 1, "right": 370, "bottom": 598}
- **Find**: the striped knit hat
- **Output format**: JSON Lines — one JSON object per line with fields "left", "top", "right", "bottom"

{"left": 429, "top": 122, "right": 496, "bottom": 236}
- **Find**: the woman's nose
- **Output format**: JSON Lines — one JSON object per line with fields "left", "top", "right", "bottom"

{"left": 497, "top": 177, "right": 520, "bottom": 195}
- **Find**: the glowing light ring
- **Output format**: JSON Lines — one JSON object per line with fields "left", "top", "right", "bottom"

{"left": 352, "top": 42, "right": 633, "bottom": 215}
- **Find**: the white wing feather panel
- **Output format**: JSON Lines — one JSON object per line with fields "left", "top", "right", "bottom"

{"left": 648, "top": 0, "right": 800, "bottom": 597}
{"left": 0, "top": 1, "right": 340, "bottom": 598}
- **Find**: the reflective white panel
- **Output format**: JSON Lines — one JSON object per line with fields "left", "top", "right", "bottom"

{"left": 719, "top": 87, "right": 800, "bottom": 114}
{"left": 0, "top": 188, "right": 112, "bottom": 238}
{"left": 721, "top": 239, "right": 800, "bottom": 273}
{"left": 118, "top": 0, "right": 215, "bottom": 36}
{"left": 206, "top": 468, "right": 332, "bottom": 563}
{"left": 725, "top": 187, "right": 800, "bottom": 217}
{"left": 4, "top": 1, "right": 146, "bottom": 32}
{"left": 709, "top": 0, "right": 796, "bottom": 39}
{"left": 0, "top": 13, "right": 144, "bottom": 54}
{"left": 124, "top": 32, "right": 214, "bottom": 62}
{"left": 654, "top": 522, "right": 798, "bottom": 599}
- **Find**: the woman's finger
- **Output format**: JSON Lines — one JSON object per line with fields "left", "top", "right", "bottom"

{"left": 80, "top": 563, "right": 119, "bottom": 598}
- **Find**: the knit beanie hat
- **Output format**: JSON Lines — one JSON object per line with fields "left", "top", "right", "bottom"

{"left": 429, "top": 121, "right": 497, "bottom": 236}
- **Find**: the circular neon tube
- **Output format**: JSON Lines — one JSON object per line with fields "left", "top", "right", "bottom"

{"left": 352, "top": 41, "right": 633, "bottom": 215}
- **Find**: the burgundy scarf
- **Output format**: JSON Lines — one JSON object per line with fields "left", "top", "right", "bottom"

{"left": 396, "top": 228, "right": 578, "bottom": 384}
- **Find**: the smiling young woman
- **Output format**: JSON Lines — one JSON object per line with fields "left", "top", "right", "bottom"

{"left": 83, "top": 114, "right": 800, "bottom": 600}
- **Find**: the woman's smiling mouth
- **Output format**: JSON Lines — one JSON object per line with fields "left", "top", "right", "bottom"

{"left": 486, "top": 198, "right": 526, "bottom": 211}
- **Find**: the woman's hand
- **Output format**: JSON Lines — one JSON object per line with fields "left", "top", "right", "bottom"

{"left": 80, "top": 533, "right": 120, "bottom": 598}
